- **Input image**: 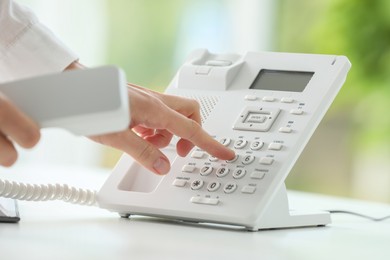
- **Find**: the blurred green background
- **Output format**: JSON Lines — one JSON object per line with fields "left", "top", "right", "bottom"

{"left": 20, "top": 0, "right": 390, "bottom": 202}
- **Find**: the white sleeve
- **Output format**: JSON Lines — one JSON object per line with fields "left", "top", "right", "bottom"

{"left": 0, "top": 0, "right": 79, "bottom": 83}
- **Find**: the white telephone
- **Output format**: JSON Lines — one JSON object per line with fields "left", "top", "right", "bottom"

{"left": 97, "top": 49, "right": 351, "bottom": 231}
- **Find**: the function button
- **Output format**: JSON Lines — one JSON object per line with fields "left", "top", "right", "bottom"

{"left": 207, "top": 181, "right": 221, "bottom": 192}
{"left": 246, "top": 113, "right": 267, "bottom": 124}
{"left": 281, "top": 97, "right": 294, "bottom": 103}
{"left": 279, "top": 127, "right": 292, "bottom": 133}
{"left": 250, "top": 140, "right": 264, "bottom": 150}
{"left": 223, "top": 183, "right": 238, "bottom": 194}
{"left": 226, "top": 154, "right": 239, "bottom": 163}
{"left": 209, "top": 156, "right": 219, "bottom": 162}
{"left": 191, "top": 180, "right": 204, "bottom": 190}
{"left": 216, "top": 167, "right": 230, "bottom": 177}
{"left": 242, "top": 155, "right": 255, "bottom": 165}
{"left": 259, "top": 157, "right": 274, "bottom": 165}
{"left": 191, "top": 151, "right": 205, "bottom": 159}
{"left": 234, "top": 139, "right": 248, "bottom": 149}
{"left": 200, "top": 166, "right": 213, "bottom": 176}
{"left": 250, "top": 171, "right": 265, "bottom": 179}
{"left": 290, "top": 109, "right": 304, "bottom": 115}
{"left": 172, "top": 179, "right": 187, "bottom": 187}
{"left": 232, "top": 168, "right": 247, "bottom": 179}
{"left": 219, "top": 137, "right": 232, "bottom": 147}
{"left": 268, "top": 142, "right": 283, "bottom": 151}
{"left": 262, "top": 96, "right": 275, "bottom": 102}
{"left": 241, "top": 185, "right": 256, "bottom": 194}
{"left": 244, "top": 95, "right": 257, "bottom": 101}
{"left": 190, "top": 196, "right": 219, "bottom": 205}
{"left": 182, "top": 165, "right": 195, "bottom": 173}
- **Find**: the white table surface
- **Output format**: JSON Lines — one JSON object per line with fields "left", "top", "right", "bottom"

{"left": 1, "top": 163, "right": 389, "bottom": 260}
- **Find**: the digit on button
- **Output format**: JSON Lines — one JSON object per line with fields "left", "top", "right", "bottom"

{"left": 250, "top": 140, "right": 264, "bottom": 150}
{"left": 234, "top": 139, "right": 247, "bottom": 149}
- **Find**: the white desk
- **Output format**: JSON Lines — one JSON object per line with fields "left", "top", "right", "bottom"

{"left": 1, "top": 164, "right": 389, "bottom": 260}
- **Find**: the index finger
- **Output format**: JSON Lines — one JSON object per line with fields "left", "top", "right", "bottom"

{"left": 164, "top": 109, "right": 235, "bottom": 160}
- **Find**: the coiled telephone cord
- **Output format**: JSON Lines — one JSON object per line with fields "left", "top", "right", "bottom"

{"left": 0, "top": 179, "right": 97, "bottom": 206}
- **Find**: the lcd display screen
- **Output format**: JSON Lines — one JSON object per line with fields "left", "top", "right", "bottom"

{"left": 250, "top": 69, "right": 314, "bottom": 92}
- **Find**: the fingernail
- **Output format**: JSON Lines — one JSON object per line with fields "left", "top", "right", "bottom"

{"left": 153, "top": 157, "right": 170, "bottom": 175}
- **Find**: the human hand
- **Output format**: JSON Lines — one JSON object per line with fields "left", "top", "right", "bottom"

{"left": 90, "top": 83, "right": 235, "bottom": 175}
{"left": 0, "top": 92, "right": 41, "bottom": 166}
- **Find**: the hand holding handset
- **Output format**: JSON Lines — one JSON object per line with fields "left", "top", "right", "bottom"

{"left": 0, "top": 66, "right": 129, "bottom": 222}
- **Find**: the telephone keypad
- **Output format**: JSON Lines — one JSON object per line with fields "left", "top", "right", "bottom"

{"left": 178, "top": 137, "right": 282, "bottom": 199}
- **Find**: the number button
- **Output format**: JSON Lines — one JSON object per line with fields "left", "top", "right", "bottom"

{"left": 207, "top": 181, "right": 221, "bottom": 192}
{"left": 250, "top": 140, "right": 264, "bottom": 150}
{"left": 200, "top": 166, "right": 213, "bottom": 176}
{"left": 234, "top": 139, "right": 247, "bottom": 149}
{"left": 191, "top": 180, "right": 204, "bottom": 190}
{"left": 232, "top": 168, "right": 247, "bottom": 179}
{"left": 223, "top": 183, "right": 237, "bottom": 194}
{"left": 219, "top": 138, "right": 231, "bottom": 147}
{"left": 242, "top": 155, "right": 255, "bottom": 165}
{"left": 216, "top": 167, "right": 230, "bottom": 177}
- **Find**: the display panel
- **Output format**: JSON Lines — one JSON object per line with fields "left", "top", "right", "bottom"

{"left": 250, "top": 69, "right": 314, "bottom": 92}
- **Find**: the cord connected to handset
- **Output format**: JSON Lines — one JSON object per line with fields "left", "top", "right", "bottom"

{"left": 0, "top": 179, "right": 97, "bottom": 206}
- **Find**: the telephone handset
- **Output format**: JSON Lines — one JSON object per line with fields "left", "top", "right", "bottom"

{"left": 97, "top": 49, "right": 351, "bottom": 231}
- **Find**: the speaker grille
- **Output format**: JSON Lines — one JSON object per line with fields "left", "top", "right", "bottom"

{"left": 182, "top": 95, "right": 219, "bottom": 123}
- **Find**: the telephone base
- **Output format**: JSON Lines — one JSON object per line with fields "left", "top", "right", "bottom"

{"left": 250, "top": 184, "right": 331, "bottom": 231}
{"left": 252, "top": 210, "right": 331, "bottom": 231}
{"left": 115, "top": 185, "right": 331, "bottom": 232}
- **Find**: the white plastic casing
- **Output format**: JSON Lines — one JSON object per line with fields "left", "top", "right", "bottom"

{"left": 97, "top": 49, "right": 351, "bottom": 230}
{"left": 0, "top": 66, "right": 129, "bottom": 136}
